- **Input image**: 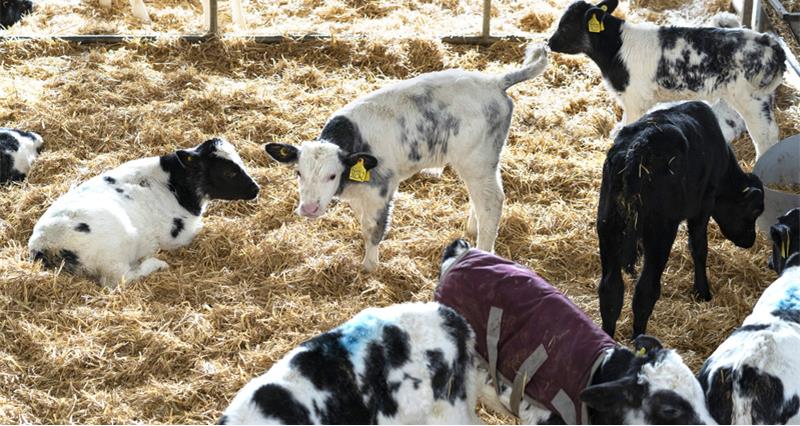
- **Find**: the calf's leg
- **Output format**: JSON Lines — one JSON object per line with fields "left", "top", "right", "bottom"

{"left": 729, "top": 94, "right": 779, "bottom": 158}
{"left": 687, "top": 214, "right": 712, "bottom": 301}
{"left": 129, "top": 0, "right": 151, "bottom": 22}
{"left": 631, "top": 221, "right": 679, "bottom": 339}
{"left": 357, "top": 190, "right": 395, "bottom": 272}
{"left": 598, "top": 218, "right": 626, "bottom": 338}
{"left": 460, "top": 168, "right": 504, "bottom": 252}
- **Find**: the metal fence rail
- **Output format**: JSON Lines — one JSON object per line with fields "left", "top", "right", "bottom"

{"left": 0, "top": 0, "right": 529, "bottom": 45}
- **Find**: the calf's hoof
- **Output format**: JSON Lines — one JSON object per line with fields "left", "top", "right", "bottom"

{"left": 362, "top": 257, "right": 378, "bottom": 272}
{"left": 694, "top": 288, "right": 713, "bottom": 302}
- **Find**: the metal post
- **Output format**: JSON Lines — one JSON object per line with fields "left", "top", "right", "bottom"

{"left": 482, "top": 0, "right": 491, "bottom": 41}
{"left": 208, "top": 0, "right": 218, "bottom": 36}
{"left": 742, "top": 0, "right": 754, "bottom": 28}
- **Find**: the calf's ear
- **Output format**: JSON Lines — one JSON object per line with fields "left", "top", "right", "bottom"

{"left": 344, "top": 152, "right": 378, "bottom": 170}
{"left": 584, "top": 6, "right": 607, "bottom": 34}
{"left": 265, "top": 143, "right": 299, "bottom": 163}
{"left": 634, "top": 335, "right": 663, "bottom": 355}
{"left": 176, "top": 149, "right": 200, "bottom": 168}
{"left": 580, "top": 376, "right": 639, "bottom": 409}
{"left": 596, "top": 0, "right": 618, "bottom": 13}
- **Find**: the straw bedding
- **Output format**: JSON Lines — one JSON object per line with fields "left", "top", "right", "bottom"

{"left": 1, "top": 0, "right": 799, "bottom": 423}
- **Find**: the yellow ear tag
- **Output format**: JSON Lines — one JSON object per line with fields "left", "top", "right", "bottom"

{"left": 600, "top": 4, "right": 608, "bottom": 11}
{"left": 588, "top": 13, "right": 605, "bottom": 33}
{"left": 636, "top": 348, "right": 647, "bottom": 357}
{"left": 349, "top": 158, "right": 370, "bottom": 182}
{"left": 280, "top": 147, "right": 289, "bottom": 158}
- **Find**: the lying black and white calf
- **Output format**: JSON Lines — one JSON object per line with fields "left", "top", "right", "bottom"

{"left": 28, "top": 138, "right": 259, "bottom": 288}
{"left": 597, "top": 101, "right": 764, "bottom": 339}
{"left": 265, "top": 44, "right": 548, "bottom": 271}
{"left": 548, "top": 0, "right": 786, "bottom": 158}
{"left": 0, "top": 128, "right": 43, "bottom": 184}
{"left": 218, "top": 302, "right": 479, "bottom": 424}
{"left": 0, "top": 0, "right": 32, "bottom": 28}
{"left": 699, "top": 209, "right": 800, "bottom": 425}
{"left": 437, "top": 239, "right": 715, "bottom": 424}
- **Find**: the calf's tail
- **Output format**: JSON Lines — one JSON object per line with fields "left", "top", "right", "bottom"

{"left": 500, "top": 43, "right": 549, "bottom": 90}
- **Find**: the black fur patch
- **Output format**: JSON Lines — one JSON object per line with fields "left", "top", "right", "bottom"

{"left": 290, "top": 331, "right": 371, "bottom": 423}
{"left": 115, "top": 188, "right": 124, "bottom": 194}
{"left": 0, "top": 131, "right": 21, "bottom": 184}
{"left": 74, "top": 223, "right": 91, "bottom": 233}
{"left": 732, "top": 323, "right": 771, "bottom": 334}
{"left": 251, "top": 384, "right": 312, "bottom": 424}
{"left": 160, "top": 153, "right": 204, "bottom": 216}
{"left": 737, "top": 365, "right": 800, "bottom": 424}
{"left": 103, "top": 176, "right": 116, "bottom": 184}
{"left": 171, "top": 218, "right": 184, "bottom": 238}
{"left": 699, "top": 365, "right": 733, "bottom": 424}
{"left": 772, "top": 308, "right": 800, "bottom": 324}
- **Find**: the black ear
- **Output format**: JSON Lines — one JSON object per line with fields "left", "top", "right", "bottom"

{"left": 580, "top": 376, "right": 639, "bottom": 410}
{"left": 597, "top": 0, "right": 618, "bottom": 13}
{"left": 583, "top": 6, "right": 607, "bottom": 34}
{"left": 344, "top": 152, "right": 378, "bottom": 170}
{"left": 197, "top": 138, "right": 222, "bottom": 156}
{"left": 634, "top": 335, "right": 663, "bottom": 354}
{"left": 176, "top": 149, "right": 200, "bottom": 168}
{"left": 264, "top": 143, "right": 299, "bottom": 163}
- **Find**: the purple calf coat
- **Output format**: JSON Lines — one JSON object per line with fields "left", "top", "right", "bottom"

{"left": 435, "top": 249, "right": 616, "bottom": 424}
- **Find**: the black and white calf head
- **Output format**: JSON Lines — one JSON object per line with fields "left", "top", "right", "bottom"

{"left": 265, "top": 142, "right": 377, "bottom": 218}
{"left": 548, "top": 0, "right": 619, "bottom": 55}
{"left": 0, "top": 128, "right": 43, "bottom": 183}
{"left": 770, "top": 208, "right": 800, "bottom": 275}
{"left": 167, "top": 138, "right": 259, "bottom": 203}
{"left": 0, "top": 0, "right": 32, "bottom": 28}
{"left": 582, "top": 336, "right": 715, "bottom": 424}
{"left": 711, "top": 176, "right": 764, "bottom": 249}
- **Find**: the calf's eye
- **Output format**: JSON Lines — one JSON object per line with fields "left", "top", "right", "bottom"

{"left": 328, "top": 174, "right": 336, "bottom": 181}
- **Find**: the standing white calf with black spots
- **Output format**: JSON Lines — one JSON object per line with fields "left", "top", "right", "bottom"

{"left": 28, "top": 138, "right": 259, "bottom": 288}
{"left": 265, "top": 44, "right": 549, "bottom": 271}
{"left": 548, "top": 0, "right": 786, "bottom": 158}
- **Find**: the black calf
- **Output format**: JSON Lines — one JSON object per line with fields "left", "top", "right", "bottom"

{"left": 0, "top": 0, "right": 32, "bottom": 28}
{"left": 597, "top": 101, "right": 764, "bottom": 339}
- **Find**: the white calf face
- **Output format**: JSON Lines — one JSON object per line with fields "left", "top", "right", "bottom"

{"left": 293, "top": 142, "right": 345, "bottom": 218}
{"left": 636, "top": 350, "right": 716, "bottom": 425}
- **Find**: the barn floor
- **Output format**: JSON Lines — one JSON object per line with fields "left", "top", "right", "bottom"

{"left": 1, "top": 0, "right": 799, "bottom": 423}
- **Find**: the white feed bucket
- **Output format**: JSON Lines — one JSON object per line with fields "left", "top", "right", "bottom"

{"left": 753, "top": 134, "right": 800, "bottom": 234}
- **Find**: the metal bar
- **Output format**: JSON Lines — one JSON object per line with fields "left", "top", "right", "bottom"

{"left": 743, "top": 0, "right": 754, "bottom": 28}
{"left": 441, "top": 35, "right": 530, "bottom": 45}
{"left": 208, "top": 0, "right": 218, "bottom": 36}
{"left": 482, "top": 0, "right": 491, "bottom": 41}
{"left": 0, "top": 34, "right": 211, "bottom": 43}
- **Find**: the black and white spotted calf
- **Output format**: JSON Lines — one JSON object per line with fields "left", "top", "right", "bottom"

{"left": 0, "top": 0, "right": 32, "bottom": 28}
{"left": 548, "top": 0, "right": 786, "bottom": 158}
{"left": 264, "top": 44, "right": 549, "bottom": 272}
{"left": 437, "top": 239, "right": 715, "bottom": 424}
{"left": 28, "top": 138, "right": 259, "bottom": 288}
{"left": 597, "top": 101, "right": 764, "bottom": 339}
{"left": 218, "top": 302, "right": 479, "bottom": 424}
{"left": 699, "top": 209, "right": 800, "bottom": 424}
{"left": 0, "top": 128, "right": 42, "bottom": 184}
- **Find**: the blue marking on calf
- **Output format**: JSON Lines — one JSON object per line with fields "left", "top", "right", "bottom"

{"left": 772, "top": 282, "right": 800, "bottom": 323}
{"left": 336, "top": 314, "right": 384, "bottom": 356}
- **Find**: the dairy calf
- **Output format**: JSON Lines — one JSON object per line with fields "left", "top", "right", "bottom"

{"left": 29, "top": 138, "right": 259, "bottom": 288}
{"left": 548, "top": 0, "right": 786, "bottom": 158}
{"left": 699, "top": 209, "right": 800, "bottom": 424}
{"left": 597, "top": 101, "right": 764, "bottom": 339}
{"left": 219, "top": 302, "right": 479, "bottom": 424}
{"left": 437, "top": 239, "right": 715, "bottom": 424}
{"left": 265, "top": 44, "right": 548, "bottom": 271}
{"left": 0, "top": 128, "right": 43, "bottom": 183}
